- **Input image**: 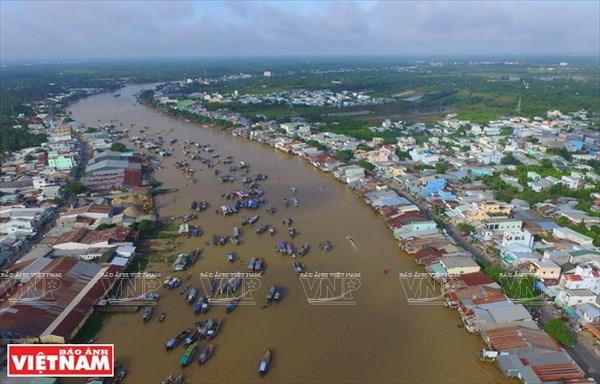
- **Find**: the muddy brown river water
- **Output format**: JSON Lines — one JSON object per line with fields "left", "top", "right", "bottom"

{"left": 69, "top": 85, "right": 507, "bottom": 383}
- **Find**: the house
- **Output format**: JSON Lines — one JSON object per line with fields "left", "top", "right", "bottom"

{"left": 388, "top": 211, "right": 438, "bottom": 239}
{"left": 554, "top": 288, "right": 597, "bottom": 308}
{"left": 528, "top": 178, "right": 554, "bottom": 192}
{"left": 552, "top": 227, "right": 594, "bottom": 247}
{"left": 482, "top": 326, "right": 584, "bottom": 383}
{"left": 334, "top": 165, "right": 365, "bottom": 184}
{"left": 439, "top": 256, "right": 481, "bottom": 275}
{"left": 560, "top": 265, "right": 600, "bottom": 295}
{"left": 48, "top": 155, "right": 75, "bottom": 171}
{"left": 561, "top": 175, "right": 584, "bottom": 190}
{"left": 523, "top": 259, "right": 561, "bottom": 279}
{"left": 465, "top": 200, "right": 513, "bottom": 222}
{"left": 484, "top": 218, "right": 523, "bottom": 232}
{"left": 84, "top": 159, "right": 142, "bottom": 191}
{"left": 567, "top": 249, "right": 600, "bottom": 268}
{"left": 573, "top": 303, "right": 600, "bottom": 325}
{"left": 463, "top": 300, "right": 535, "bottom": 333}
{"left": 420, "top": 177, "right": 447, "bottom": 198}
{"left": 280, "top": 122, "right": 310, "bottom": 136}
{"left": 357, "top": 145, "right": 399, "bottom": 164}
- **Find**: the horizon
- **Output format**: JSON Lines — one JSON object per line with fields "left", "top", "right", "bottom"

{"left": 1, "top": 0, "right": 598, "bottom": 62}
{"left": 2, "top": 52, "right": 599, "bottom": 66}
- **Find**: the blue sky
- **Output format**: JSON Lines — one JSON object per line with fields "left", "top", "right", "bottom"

{"left": 1, "top": 0, "right": 598, "bottom": 61}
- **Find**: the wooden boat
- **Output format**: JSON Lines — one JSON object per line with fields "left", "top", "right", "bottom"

{"left": 197, "top": 344, "right": 215, "bottom": 365}
{"left": 186, "top": 288, "right": 198, "bottom": 304}
{"left": 256, "top": 224, "right": 268, "bottom": 234}
{"left": 266, "top": 285, "right": 281, "bottom": 303}
{"left": 298, "top": 243, "right": 310, "bottom": 257}
{"left": 142, "top": 306, "right": 153, "bottom": 322}
{"left": 258, "top": 349, "right": 272, "bottom": 376}
{"left": 292, "top": 261, "right": 304, "bottom": 274}
{"left": 253, "top": 258, "right": 264, "bottom": 273}
{"left": 227, "top": 251, "right": 235, "bottom": 263}
{"left": 165, "top": 329, "right": 191, "bottom": 350}
{"left": 226, "top": 299, "right": 239, "bottom": 313}
{"left": 183, "top": 329, "right": 199, "bottom": 347}
{"left": 199, "top": 318, "right": 222, "bottom": 339}
{"left": 159, "top": 312, "right": 166, "bottom": 322}
{"left": 180, "top": 344, "right": 197, "bottom": 366}
{"left": 248, "top": 257, "right": 257, "bottom": 271}
{"left": 320, "top": 240, "right": 332, "bottom": 252}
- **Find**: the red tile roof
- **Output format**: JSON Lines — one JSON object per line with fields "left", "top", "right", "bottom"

{"left": 80, "top": 226, "right": 131, "bottom": 244}
{"left": 455, "top": 271, "right": 494, "bottom": 286}
{"left": 122, "top": 168, "right": 142, "bottom": 186}
{"left": 564, "top": 274, "right": 583, "bottom": 281}
{"left": 54, "top": 228, "right": 87, "bottom": 244}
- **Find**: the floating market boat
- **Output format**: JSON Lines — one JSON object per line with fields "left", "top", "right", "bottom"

{"left": 266, "top": 285, "right": 281, "bottom": 303}
{"left": 183, "top": 329, "right": 199, "bottom": 347}
{"left": 292, "top": 261, "right": 304, "bottom": 274}
{"left": 142, "top": 306, "right": 153, "bottom": 322}
{"left": 197, "top": 344, "right": 215, "bottom": 365}
{"left": 180, "top": 344, "right": 197, "bottom": 366}
{"left": 165, "top": 329, "right": 191, "bottom": 351}
{"left": 186, "top": 288, "right": 198, "bottom": 304}
{"left": 199, "top": 319, "right": 222, "bottom": 339}
{"left": 159, "top": 312, "right": 166, "bottom": 322}
{"left": 258, "top": 349, "right": 272, "bottom": 376}
{"left": 320, "top": 240, "right": 332, "bottom": 252}
{"left": 256, "top": 224, "right": 268, "bottom": 234}
{"left": 226, "top": 299, "right": 239, "bottom": 313}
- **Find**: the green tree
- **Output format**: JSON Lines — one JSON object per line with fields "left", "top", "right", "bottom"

{"left": 543, "top": 319, "right": 576, "bottom": 347}
{"left": 395, "top": 149, "right": 411, "bottom": 160}
{"left": 457, "top": 223, "right": 476, "bottom": 235}
{"left": 110, "top": 142, "right": 130, "bottom": 152}
{"left": 64, "top": 181, "right": 87, "bottom": 195}
{"left": 501, "top": 153, "right": 521, "bottom": 165}
{"left": 334, "top": 150, "right": 354, "bottom": 162}
{"left": 357, "top": 160, "right": 375, "bottom": 171}
{"left": 96, "top": 223, "right": 116, "bottom": 231}
{"left": 137, "top": 219, "right": 153, "bottom": 237}
{"left": 435, "top": 160, "right": 450, "bottom": 174}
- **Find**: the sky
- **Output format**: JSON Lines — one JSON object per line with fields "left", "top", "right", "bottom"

{"left": 1, "top": 0, "right": 599, "bottom": 61}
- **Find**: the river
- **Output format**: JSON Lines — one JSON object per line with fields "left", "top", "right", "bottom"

{"left": 69, "top": 85, "right": 507, "bottom": 383}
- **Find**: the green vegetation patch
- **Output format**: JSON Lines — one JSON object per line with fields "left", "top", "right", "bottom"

{"left": 543, "top": 319, "right": 576, "bottom": 348}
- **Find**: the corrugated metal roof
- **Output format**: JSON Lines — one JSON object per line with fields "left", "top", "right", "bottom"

{"left": 0, "top": 257, "right": 112, "bottom": 339}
